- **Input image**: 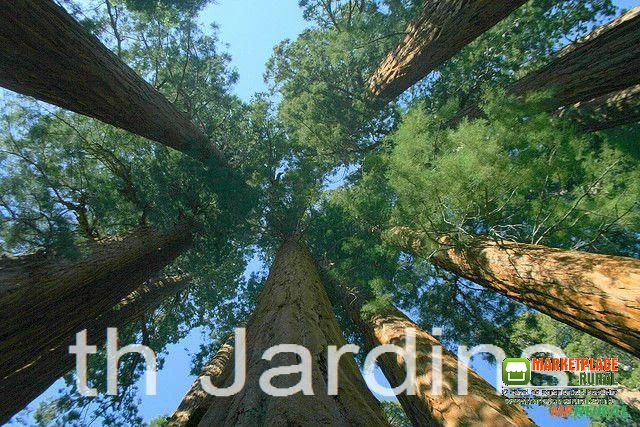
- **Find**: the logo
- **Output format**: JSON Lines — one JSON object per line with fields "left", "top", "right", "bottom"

{"left": 502, "top": 358, "right": 531, "bottom": 386}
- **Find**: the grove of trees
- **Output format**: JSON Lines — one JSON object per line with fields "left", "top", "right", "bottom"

{"left": 0, "top": 0, "right": 639, "bottom": 425}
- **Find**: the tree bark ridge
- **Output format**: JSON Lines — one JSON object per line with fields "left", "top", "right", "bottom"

{"left": 449, "top": 7, "right": 640, "bottom": 129}
{"left": 0, "top": 275, "right": 191, "bottom": 424}
{"left": 368, "top": 0, "right": 527, "bottom": 100}
{"left": 198, "top": 238, "right": 389, "bottom": 426}
{"left": 386, "top": 227, "right": 640, "bottom": 358}
{"left": 0, "top": 0, "right": 223, "bottom": 164}
{"left": 167, "top": 333, "right": 235, "bottom": 427}
{"left": 330, "top": 280, "right": 534, "bottom": 426}
{"left": 0, "top": 223, "right": 193, "bottom": 386}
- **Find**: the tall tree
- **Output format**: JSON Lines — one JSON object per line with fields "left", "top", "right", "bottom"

{"left": 386, "top": 227, "right": 640, "bottom": 357}
{"left": 0, "top": 274, "right": 191, "bottom": 425}
{"left": 0, "top": 222, "right": 193, "bottom": 383}
{"left": 305, "top": 184, "right": 534, "bottom": 425}
{"left": 368, "top": 0, "right": 527, "bottom": 99}
{"left": 0, "top": 76, "right": 250, "bottom": 421}
{"left": 450, "top": 7, "right": 640, "bottom": 127}
{"left": 330, "top": 279, "right": 535, "bottom": 426}
{"left": 509, "top": 6, "right": 640, "bottom": 109}
{"left": 197, "top": 237, "right": 389, "bottom": 426}
{"left": 0, "top": 0, "right": 225, "bottom": 164}
{"left": 167, "top": 332, "right": 236, "bottom": 426}
{"left": 384, "top": 95, "right": 640, "bottom": 356}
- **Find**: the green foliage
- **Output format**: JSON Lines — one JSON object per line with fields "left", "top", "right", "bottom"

{"left": 149, "top": 415, "right": 169, "bottom": 427}
{"left": 266, "top": 1, "right": 409, "bottom": 165}
{"left": 388, "top": 92, "right": 640, "bottom": 255}
{"left": 4, "top": 0, "right": 640, "bottom": 425}
{"left": 380, "top": 400, "right": 411, "bottom": 427}
{"left": 120, "top": 0, "right": 210, "bottom": 14}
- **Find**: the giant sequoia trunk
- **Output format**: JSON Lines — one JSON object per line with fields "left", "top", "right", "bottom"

{"left": 0, "top": 275, "right": 191, "bottom": 424}
{"left": 563, "top": 84, "right": 640, "bottom": 132}
{"left": 0, "top": 0, "right": 223, "bottom": 164}
{"left": 450, "top": 7, "right": 640, "bottom": 128}
{"left": 509, "top": 7, "right": 640, "bottom": 108}
{"left": 168, "top": 334, "right": 236, "bottom": 427}
{"left": 197, "top": 238, "right": 389, "bottom": 426}
{"left": 386, "top": 227, "right": 640, "bottom": 358}
{"left": 331, "top": 281, "right": 533, "bottom": 426}
{"left": 0, "top": 223, "right": 193, "bottom": 387}
{"left": 368, "top": 0, "right": 527, "bottom": 100}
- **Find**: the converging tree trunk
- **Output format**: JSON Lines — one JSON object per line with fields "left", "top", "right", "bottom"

{"left": 168, "top": 334, "right": 236, "bottom": 427}
{"left": 330, "top": 280, "right": 534, "bottom": 426}
{"left": 450, "top": 7, "right": 640, "bottom": 128}
{"left": 368, "top": 0, "right": 527, "bottom": 100}
{"left": 509, "top": 7, "right": 640, "bottom": 108}
{"left": 0, "top": 275, "right": 191, "bottom": 424}
{"left": 562, "top": 84, "right": 640, "bottom": 132}
{"left": 0, "top": 0, "right": 223, "bottom": 164}
{"left": 198, "top": 237, "right": 389, "bottom": 426}
{"left": 386, "top": 227, "right": 640, "bottom": 358}
{"left": 0, "top": 223, "right": 193, "bottom": 386}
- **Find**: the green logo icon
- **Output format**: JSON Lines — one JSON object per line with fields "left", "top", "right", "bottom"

{"left": 502, "top": 358, "right": 531, "bottom": 386}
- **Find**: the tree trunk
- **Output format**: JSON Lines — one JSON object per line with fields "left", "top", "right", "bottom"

{"left": 0, "top": 275, "right": 191, "bottom": 424}
{"left": 449, "top": 7, "right": 640, "bottom": 128}
{"left": 198, "top": 238, "right": 389, "bottom": 426}
{"left": 0, "top": 0, "right": 223, "bottom": 164}
{"left": 562, "top": 84, "right": 640, "bottom": 132}
{"left": 168, "top": 334, "right": 235, "bottom": 427}
{"left": 368, "top": 0, "right": 527, "bottom": 100}
{"left": 330, "top": 281, "right": 534, "bottom": 426}
{"left": 385, "top": 227, "right": 640, "bottom": 358}
{"left": 0, "top": 223, "right": 193, "bottom": 386}
{"left": 510, "top": 7, "right": 640, "bottom": 108}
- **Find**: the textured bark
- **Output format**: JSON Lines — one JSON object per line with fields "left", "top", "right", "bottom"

{"left": 563, "top": 84, "right": 640, "bottom": 132}
{"left": 0, "top": 223, "right": 193, "bottom": 387}
{"left": 0, "top": 275, "right": 191, "bottom": 424}
{"left": 450, "top": 7, "right": 640, "bottom": 128}
{"left": 330, "top": 282, "right": 533, "bottom": 427}
{"left": 368, "top": 0, "right": 527, "bottom": 100}
{"left": 198, "top": 238, "right": 388, "bottom": 426}
{"left": 386, "top": 227, "right": 640, "bottom": 358}
{"left": 167, "top": 334, "right": 235, "bottom": 427}
{"left": 0, "top": 0, "right": 223, "bottom": 164}
{"left": 510, "top": 7, "right": 640, "bottom": 106}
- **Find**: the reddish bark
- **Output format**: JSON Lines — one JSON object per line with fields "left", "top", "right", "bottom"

{"left": 0, "top": 275, "right": 191, "bottom": 424}
{"left": 386, "top": 227, "right": 640, "bottom": 357}
{"left": 167, "top": 334, "right": 235, "bottom": 427}
{"left": 449, "top": 8, "right": 640, "bottom": 129}
{"left": 368, "top": 0, "right": 527, "bottom": 100}
{"left": 333, "top": 282, "right": 534, "bottom": 426}
{"left": 0, "top": 223, "right": 193, "bottom": 387}
{"left": 198, "top": 238, "right": 389, "bottom": 426}
{"left": 0, "top": 0, "right": 223, "bottom": 164}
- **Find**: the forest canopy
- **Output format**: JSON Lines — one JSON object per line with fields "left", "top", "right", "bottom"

{"left": 0, "top": 0, "right": 639, "bottom": 426}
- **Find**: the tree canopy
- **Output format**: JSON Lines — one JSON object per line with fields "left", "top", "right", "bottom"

{"left": 1, "top": 0, "right": 639, "bottom": 425}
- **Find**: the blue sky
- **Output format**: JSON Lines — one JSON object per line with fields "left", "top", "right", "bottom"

{"left": 197, "top": 0, "right": 308, "bottom": 101}
{"left": 6, "top": 0, "right": 639, "bottom": 426}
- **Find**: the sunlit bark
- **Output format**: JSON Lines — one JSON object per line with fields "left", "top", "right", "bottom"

{"left": 368, "top": 0, "right": 527, "bottom": 100}
{"left": 332, "top": 281, "right": 534, "bottom": 426}
{"left": 386, "top": 227, "right": 640, "bottom": 358}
